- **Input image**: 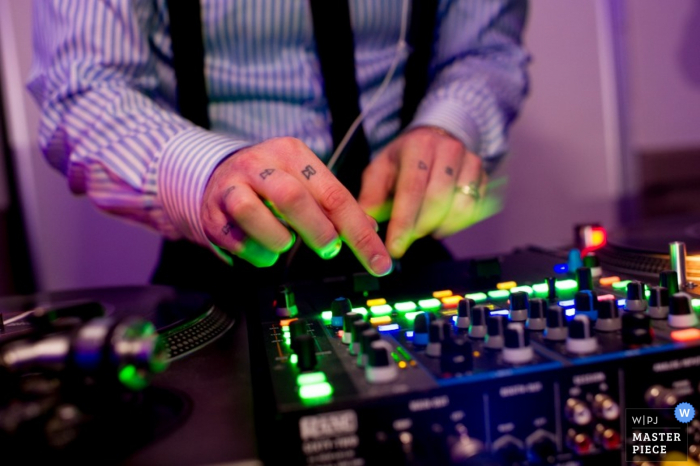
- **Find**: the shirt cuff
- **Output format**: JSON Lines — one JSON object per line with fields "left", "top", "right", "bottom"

{"left": 406, "top": 98, "right": 482, "bottom": 156}
{"left": 158, "top": 126, "right": 251, "bottom": 247}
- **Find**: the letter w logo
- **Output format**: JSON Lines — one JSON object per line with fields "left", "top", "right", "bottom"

{"left": 681, "top": 409, "right": 691, "bottom": 417}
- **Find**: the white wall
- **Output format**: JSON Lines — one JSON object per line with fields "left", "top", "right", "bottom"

{"left": 0, "top": 0, "right": 161, "bottom": 291}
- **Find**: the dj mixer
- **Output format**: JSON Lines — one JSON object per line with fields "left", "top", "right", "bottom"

{"left": 252, "top": 225, "right": 700, "bottom": 466}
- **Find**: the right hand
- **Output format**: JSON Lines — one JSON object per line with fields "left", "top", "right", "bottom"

{"left": 200, "top": 137, "right": 393, "bottom": 277}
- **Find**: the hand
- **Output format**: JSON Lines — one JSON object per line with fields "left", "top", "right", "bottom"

{"left": 358, "top": 127, "right": 487, "bottom": 259}
{"left": 201, "top": 137, "right": 393, "bottom": 276}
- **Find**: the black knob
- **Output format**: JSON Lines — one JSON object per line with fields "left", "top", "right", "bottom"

{"left": 440, "top": 337, "right": 473, "bottom": 374}
{"left": 351, "top": 320, "right": 371, "bottom": 355}
{"left": 574, "top": 290, "right": 598, "bottom": 313}
{"left": 545, "top": 305, "right": 568, "bottom": 341}
{"left": 583, "top": 254, "right": 600, "bottom": 269}
{"left": 413, "top": 312, "right": 435, "bottom": 346}
{"left": 668, "top": 293, "right": 698, "bottom": 328}
{"left": 595, "top": 300, "right": 621, "bottom": 332}
{"left": 365, "top": 340, "right": 398, "bottom": 384}
{"left": 485, "top": 315, "right": 507, "bottom": 349}
{"left": 295, "top": 334, "right": 317, "bottom": 371}
{"left": 468, "top": 306, "right": 488, "bottom": 339}
{"left": 503, "top": 323, "right": 533, "bottom": 364}
{"left": 331, "top": 297, "right": 352, "bottom": 328}
{"left": 622, "top": 312, "right": 653, "bottom": 346}
{"left": 357, "top": 328, "right": 380, "bottom": 367}
{"left": 289, "top": 319, "right": 307, "bottom": 352}
{"left": 546, "top": 277, "right": 558, "bottom": 304}
{"left": 648, "top": 286, "right": 670, "bottom": 319}
{"left": 567, "top": 315, "right": 597, "bottom": 354}
{"left": 456, "top": 298, "right": 474, "bottom": 329}
{"left": 576, "top": 267, "right": 593, "bottom": 291}
{"left": 342, "top": 312, "right": 362, "bottom": 345}
{"left": 427, "top": 319, "right": 452, "bottom": 357}
{"left": 367, "top": 341, "right": 390, "bottom": 367}
{"left": 527, "top": 299, "right": 547, "bottom": 331}
{"left": 660, "top": 270, "right": 680, "bottom": 296}
{"left": 528, "top": 435, "right": 558, "bottom": 465}
{"left": 509, "top": 291, "right": 529, "bottom": 322}
{"left": 625, "top": 281, "right": 647, "bottom": 312}
{"left": 275, "top": 286, "right": 297, "bottom": 318}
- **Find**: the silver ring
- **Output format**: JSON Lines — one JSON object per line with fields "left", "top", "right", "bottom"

{"left": 456, "top": 182, "right": 481, "bottom": 201}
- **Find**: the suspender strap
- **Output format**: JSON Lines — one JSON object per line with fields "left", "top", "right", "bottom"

{"left": 166, "top": 0, "right": 211, "bottom": 129}
{"left": 308, "top": 0, "right": 371, "bottom": 198}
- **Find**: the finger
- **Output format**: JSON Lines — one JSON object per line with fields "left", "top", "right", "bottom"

{"left": 202, "top": 205, "right": 280, "bottom": 268}
{"left": 358, "top": 148, "right": 398, "bottom": 223}
{"left": 281, "top": 156, "right": 393, "bottom": 277}
{"left": 433, "top": 156, "right": 488, "bottom": 238}
{"left": 385, "top": 144, "right": 433, "bottom": 258}
{"left": 413, "top": 142, "right": 464, "bottom": 238}
{"left": 220, "top": 183, "right": 296, "bottom": 254}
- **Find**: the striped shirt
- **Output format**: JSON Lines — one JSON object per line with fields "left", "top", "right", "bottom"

{"left": 27, "top": 0, "right": 529, "bottom": 249}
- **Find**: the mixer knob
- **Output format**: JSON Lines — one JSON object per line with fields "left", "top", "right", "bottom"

{"left": 544, "top": 305, "right": 568, "bottom": 341}
{"left": 527, "top": 299, "right": 547, "bottom": 331}
{"left": 440, "top": 337, "right": 473, "bottom": 374}
{"left": 503, "top": 323, "right": 534, "bottom": 365}
{"left": 647, "top": 286, "right": 670, "bottom": 319}
{"left": 660, "top": 270, "right": 680, "bottom": 296}
{"left": 342, "top": 312, "right": 362, "bottom": 345}
{"left": 427, "top": 319, "right": 453, "bottom": 357}
{"left": 565, "top": 398, "right": 593, "bottom": 426}
{"left": 365, "top": 340, "right": 398, "bottom": 384}
{"left": 527, "top": 433, "right": 558, "bottom": 465}
{"left": 351, "top": 320, "right": 371, "bottom": 355}
{"left": 566, "top": 315, "right": 598, "bottom": 355}
{"left": 468, "top": 306, "right": 488, "bottom": 339}
{"left": 330, "top": 297, "right": 352, "bottom": 328}
{"left": 485, "top": 315, "right": 507, "bottom": 349}
{"left": 289, "top": 319, "right": 307, "bottom": 353}
{"left": 592, "top": 394, "right": 620, "bottom": 421}
{"left": 645, "top": 385, "right": 678, "bottom": 409}
{"left": 568, "top": 249, "right": 583, "bottom": 276}
{"left": 595, "top": 300, "right": 621, "bottom": 332}
{"left": 509, "top": 291, "right": 529, "bottom": 322}
{"left": 294, "top": 334, "right": 317, "bottom": 371}
{"left": 456, "top": 298, "right": 474, "bottom": 329}
{"left": 576, "top": 267, "right": 593, "bottom": 291}
{"left": 621, "top": 312, "right": 653, "bottom": 345}
{"left": 275, "top": 286, "right": 298, "bottom": 318}
{"left": 583, "top": 254, "right": 602, "bottom": 278}
{"left": 546, "top": 276, "right": 558, "bottom": 304}
{"left": 668, "top": 293, "right": 698, "bottom": 328}
{"left": 574, "top": 290, "right": 598, "bottom": 318}
{"left": 357, "top": 328, "right": 380, "bottom": 367}
{"left": 624, "top": 281, "right": 647, "bottom": 313}
{"left": 413, "top": 312, "right": 436, "bottom": 346}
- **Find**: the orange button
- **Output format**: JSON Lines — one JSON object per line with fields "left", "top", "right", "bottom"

{"left": 432, "top": 290, "right": 453, "bottom": 298}
{"left": 367, "top": 298, "right": 387, "bottom": 307}
{"left": 600, "top": 276, "right": 621, "bottom": 286}
{"left": 441, "top": 295, "right": 463, "bottom": 308}
{"left": 671, "top": 328, "right": 700, "bottom": 342}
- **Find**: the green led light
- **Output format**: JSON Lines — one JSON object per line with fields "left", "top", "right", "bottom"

{"left": 391, "top": 352, "right": 401, "bottom": 363}
{"left": 299, "top": 382, "right": 333, "bottom": 399}
{"left": 352, "top": 307, "right": 368, "bottom": 316}
{"left": 321, "top": 310, "right": 332, "bottom": 322}
{"left": 396, "top": 346, "right": 412, "bottom": 361}
{"left": 282, "top": 327, "right": 290, "bottom": 334}
{"left": 284, "top": 336, "right": 291, "bottom": 345}
{"left": 118, "top": 364, "right": 148, "bottom": 391}
{"left": 646, "top": 289, "right": 652, "bottom": 298}
{"left": 297, "top": 372, "right": 327, "bottom": 386}
{"left": 290, "top": 354, "right": 298, "bottom": 364}
{"left": 532, "top": 283, "right": 549, "bottom": 294}
{"left": 693, "top": 299, "right": 700, "bottom": 310}
{"left": 611, "top": 280, "right": 631, "bottom": 290}
{"left": 510, "top": 286, "right": 533, "bottom": 295}
{"left": 371, "top": 304, "right": 393, "bottom": 316}
{"left": 555, "top": 279, "right": 578, "bottom": 291}
{"left": 465, "top": 292, "right": 488, "bottom": 302}
{"left": 418, "top": 298, "right": 442, "bottom": 310}
{"left": 405, "top": 311, "right": 423, "bottom": 321}
{"left": 394, "top": 301, "right": 417, "bottom": 312}
{"left": 487, "top": 290, "right": 510, "bottom": 300}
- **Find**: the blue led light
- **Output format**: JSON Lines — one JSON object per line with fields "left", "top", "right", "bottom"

{"left": 617, "top": 299, "right": 626, "bottom": 306}
{"left": 452, "top": 316, "right": 458, "bottom": 324}
{"left": 558, "top": 299, "right": 575, "bottom": 307}
{"left": 378, "top": 323, "right": 400, "bottom": 332}
{"left": 490, "top": 309, "right": 510, "bottom": 316}
{"left": 406, "top": 331, "right": 414, "bottom": 338}
{"left": 565, "top": 308, "right": 576, "bottom": 316}
{"left": 554, "top": 263, "right": 568, "bottom": 274}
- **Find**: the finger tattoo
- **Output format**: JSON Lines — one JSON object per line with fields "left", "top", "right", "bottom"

{"left": 445, "top": 167, "right": 454, "bottom": 176}
{"left": 222, "top": 185, "right": 236, "bottom": 201}
{"left": 301, "top": 165, "right": 317, "bottom": 180}
{"left": 260, "top": 168, "right": 275, "bottom": 180}
{"left": 222, "top": 222, "right": 234, "bottom": 236}
{"left": 418, "top": 160, "right": 428, "bottom": 170}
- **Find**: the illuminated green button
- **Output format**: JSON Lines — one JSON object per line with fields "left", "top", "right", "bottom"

{"left": 282, "top": 327, "right": 290, "bottom": 334}
{"left": 321, "top": 310, "right": 332, "bottom": 322}
{"left": 300, "top": 382, "right": 333, "bottom": 399}
{"left": 693, "top": 299, "right": 700, "bottom": 311}
{"left": 611, "top": 280, "right": 631, "bottom": 290}
{"left": 510, "top": 286, "right": 533, "bottom": 295}
{"left": 646, "top": 289, "right": 651, "bottom": 298}
{"left": 371, "top": 304, "right": 393, "bottom": 316}
{"left": 405, "top": 311, "right": 423, "bottom": 321}
{"left": 290, "top": 354, "right": 298, "bottom": 364}
{"left": 297, "top": 372, "right": 327, "bottom": 386}
{"left": 555, "top": 279, "right": 578, "bottom": 291}
{"left": 394, "top": 301, "right": 417, "bottom": 312}
{"left": 532, "top": 283, "right": 549, "bottom": 294}
{"left": 352, "top": 307, "right": 368, "bottom": 317}
{"left": 487, "top": 290, "right": 510, "bottom": 300}
{"left": 118, "top": 364, "right": 148, "bottom": 391}
{"left": 465, "top": 292, "right": 488, "bottom": 302}
{"left": 418, "top": 298, "right": 441, "bottom": 310}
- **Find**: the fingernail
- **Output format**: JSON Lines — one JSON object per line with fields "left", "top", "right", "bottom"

{"left": 281, "top": 230, "right": 297, "bottom": 253}
{"left": 370, "top": 254, "right": 393, "bottom": 276}
{"left": 319, "top": 238, "right": 342, "bottom": 259}
{"left": 366, "top": 214, "right": 379, "bottom": 232}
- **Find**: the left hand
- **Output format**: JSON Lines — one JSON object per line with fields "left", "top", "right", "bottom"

{"left": 358, "top": 126, "right": 487, "bottom": 259}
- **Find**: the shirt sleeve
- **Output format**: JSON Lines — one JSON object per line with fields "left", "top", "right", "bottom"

{"left": 26, "top": 0, "right": 250, "bottom": 247}
{"left": 406, "top": 0, "right": 530, "bottom": 173}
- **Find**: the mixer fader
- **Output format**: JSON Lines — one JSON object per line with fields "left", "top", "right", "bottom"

{"left": 253, "top": 240, "right": 700, "bottom": 465}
